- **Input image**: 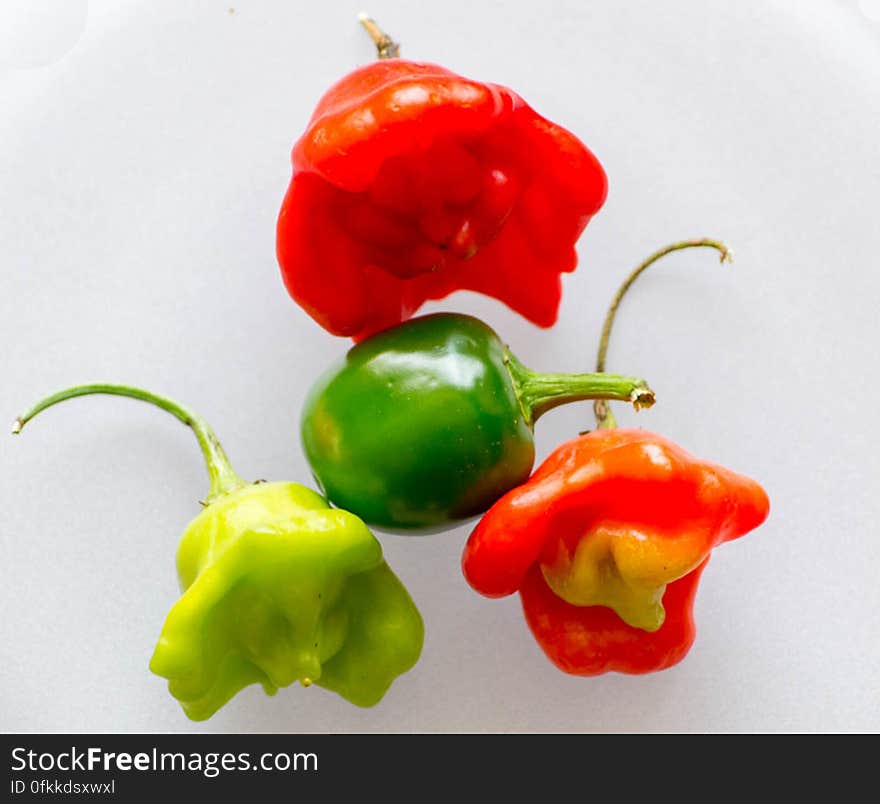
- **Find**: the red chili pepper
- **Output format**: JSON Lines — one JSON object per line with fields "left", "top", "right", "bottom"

{"left": 276, "top": 18, "right": 607, "bottom": 341}
{"left": 461, "top": 240, "right": 771, "bottom": 675}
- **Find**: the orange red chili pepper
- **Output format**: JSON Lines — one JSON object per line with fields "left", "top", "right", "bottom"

{"left": 462, "top": 428, "right": 770, "bottom": 674}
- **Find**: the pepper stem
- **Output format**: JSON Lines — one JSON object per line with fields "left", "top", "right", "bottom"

{"left": 358, "top": 12, "right": 400, "bottom": 59}
{"left": 593, "top": 238, "right": 733, "bottom": 429}
{"left": 11, "top": 384, "right": 247, "bottom": 503}
{"left": 506, "top": 353, "right": 655, "bottom": 425}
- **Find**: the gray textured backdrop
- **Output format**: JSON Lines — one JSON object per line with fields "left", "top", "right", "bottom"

{"left": 2, "top": 0, "right": 878, "bottom": 732}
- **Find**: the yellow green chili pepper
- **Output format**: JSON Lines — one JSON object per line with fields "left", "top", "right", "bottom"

{"left": 13, "top": 384, "right": 424, "bottom": 720}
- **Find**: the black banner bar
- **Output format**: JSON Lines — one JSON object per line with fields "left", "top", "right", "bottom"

{"left": 0, "top": 733, "right": 854, "bottom": 797}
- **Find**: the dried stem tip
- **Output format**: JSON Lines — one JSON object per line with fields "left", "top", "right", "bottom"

{"left": 630, "top": 388, "right": 656, "bottom": 411}
{"left": 358, "top": 12, "right": 400, "bottom": 59}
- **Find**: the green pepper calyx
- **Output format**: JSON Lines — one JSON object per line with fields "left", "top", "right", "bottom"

{"left": 503, "top": 351, "right": 655, "bottom": 426}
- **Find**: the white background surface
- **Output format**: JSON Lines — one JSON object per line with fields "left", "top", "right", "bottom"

{"left": 2, "top": 0, "right": 878, "bottom": 733}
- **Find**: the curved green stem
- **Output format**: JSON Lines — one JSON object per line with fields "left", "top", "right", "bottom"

{"left": 358, "top": 12, "right": 400, "bottom": 58}
{"left": 506, "top": 353, "right": 655, "bottom": 425}
{"left": 593, "top": 238, "right": 733, "bottom": 429}
{"left": 12, "top": 384, "right": 247, "bottom": 503}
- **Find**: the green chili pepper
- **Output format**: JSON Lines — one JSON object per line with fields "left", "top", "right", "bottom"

{"left": 13, "top": 384, "right": 424, "bottom": 720}
{"left": 301, "top": 313, "right": 655, "bottom": 530}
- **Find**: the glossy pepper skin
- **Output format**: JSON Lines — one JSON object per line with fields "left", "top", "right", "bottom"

{"left": 277, "top": 59, "right": 607, "bottom": 341}
{"left": 301, "top": 313, "right": 654, "bottom": 530}
{"left": 151, "top": 482, "right": 424, "bottom": 720}
{"left": 462, "top": 429, "right": 769, "bottom": 674}
{"left": 12, "top": 384, "right": 423, "bottom": 720}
